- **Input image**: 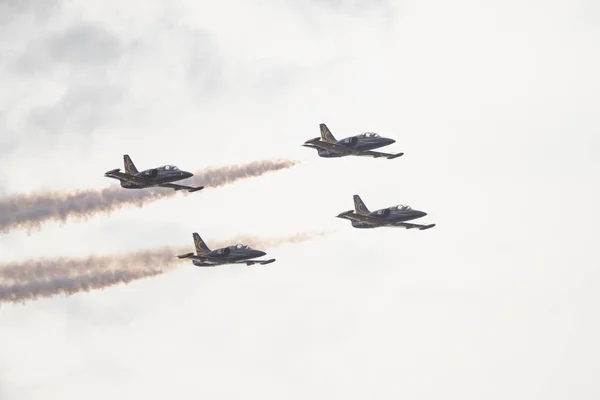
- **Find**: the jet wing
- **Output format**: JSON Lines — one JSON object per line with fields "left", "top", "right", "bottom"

{"left": 195, "top": 255, "right": 275, "bottom": 265}
{"left": 392, "top": 222, "right": 436, "bottom": 230}
{"left": 338, "top": 211, "right": 435, "bottom": 230}
{"left": 175, "top": 253, "right": 274, "bottom": 266}
{"left": 304, "top": 140, "right": 403, "bottom": 159}
{"left": 355, "top": 150, "right": 404, "bottom": 159}
{"left": 158, "top": 182, "right": 204, "bottom": 192}
{"left": 231, "top": 259, "right": 276, "bottom": 266}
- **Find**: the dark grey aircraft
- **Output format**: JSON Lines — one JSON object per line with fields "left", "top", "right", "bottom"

{"left": 337, "top": 195, "right": 435, "bottom": 230}
{"left": 302, "top": 123, "right": 403, "bottom": 159}
{"left": 177, "top": 232, "right": 276, "bottom": 267}
{"left": 104, "top": 154, "right": 203, "bottom": 192}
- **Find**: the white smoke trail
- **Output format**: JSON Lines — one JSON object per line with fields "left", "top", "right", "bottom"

{"left": 0, "top": 159, "right": 298, "bottom": 233}
{"left": 0, "top": 230, "right": 333, "bottom": 303}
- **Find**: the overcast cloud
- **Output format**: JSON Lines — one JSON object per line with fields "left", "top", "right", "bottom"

{"left": 0, "top": 0, "right": 599, "bottom": 399}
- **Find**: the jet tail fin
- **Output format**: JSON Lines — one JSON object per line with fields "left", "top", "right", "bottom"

{"left": 353, "top": 195, "right": 370, "bottom": 214}
{"left": 319, "top": 123, "right": 337, "bottom": 143}
{"left": 123, "top": 154, "right": 139, "bottom": 174}
{"left": 193, "top": 233, "right": 211, "bottom": 255}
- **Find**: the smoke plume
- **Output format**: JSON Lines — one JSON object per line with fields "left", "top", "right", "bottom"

{"left": 0, "top": 230, "right": 332, "bottom": 303}
{"left": 0, "top": 159, "right": 297, "bottom": 233}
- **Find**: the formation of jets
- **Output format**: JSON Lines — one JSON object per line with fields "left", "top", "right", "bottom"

{"left": 104, "top": 123, "right": 435, "bottom": 269}
{"left": 302, "top": 124, "right": 435, "bottom": 231}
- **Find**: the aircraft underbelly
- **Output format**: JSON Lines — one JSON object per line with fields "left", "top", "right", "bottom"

{"left": 193, "top": 262, "right": 219, "bottom": 267}
{"left": 352, "top": 221, "right": 377, "bottom": 228}
{"left": 317, "top": 149, "right": 344, "bottom": 158}
{"left": 120, "top": 181, "right": 146, "bottom": 189}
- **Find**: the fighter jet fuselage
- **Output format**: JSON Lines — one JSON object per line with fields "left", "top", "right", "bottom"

{"left": 192, "top": 245, "right": 267, "bottom": 267}
{"left": 368, "top": 206, "right": 426, "bottom": 222}
{"left": 117, "top": 166, "right": 193, "bottom": 189}
{"left": 302, "top": 123, "right": 403, "bottom": 159}
{"left": 337, "top": 195, "right": 436, "bottom": 230}
{"left": 348, "top": 206, "right": 427, "bottom": 228}
{"left": 104, "top": 154, "right": 203, "bottom": 192}
{"left": 315, "top": 135, "right": 396, "bottom": 158}
{"left": 177, "top": 233, "right": 275, "bottom": 267}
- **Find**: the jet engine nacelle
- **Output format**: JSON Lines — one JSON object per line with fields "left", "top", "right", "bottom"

{"left": 141, "top": 169, "right": 158, "bottom": 178}
{"left": 371, "top": 208, "right": 391, "bottom": 218}
{"left": 216, "top": 247, "right": 231, "bottom": 257}
{"left": 120, "top": 181, "right": 138, "bottom": 189}
{"left": 317, "top": 149, "right": 343, "bottom": 158}
{"left": 341, "top": 137, "right": 358, "bottom": 146}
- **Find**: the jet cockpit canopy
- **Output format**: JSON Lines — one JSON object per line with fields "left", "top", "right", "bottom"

{"left": 394, "top": 204, "right": 412, "bottom": 211}
{"left": 159, "top": 165, "right": 179, "bottom": 171}
{"left": 359, "top": 132, "right": 380, "bottom": 138}
{"left": 234, "top": 244, "right": 249, "bottom": 250}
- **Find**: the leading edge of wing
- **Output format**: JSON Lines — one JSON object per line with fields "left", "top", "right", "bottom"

{"left": 233, "top": 258, "right": 276, "bottom": 266}
{"left": 392, "top": 222, "right": 437, "bottom": 230}
{"left": 354, "top": 150, "right": 404, "bottom": 159}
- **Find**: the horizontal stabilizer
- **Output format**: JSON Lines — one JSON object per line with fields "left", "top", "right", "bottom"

{"left": 336, "top": 210, "right": 355, "bottom": 218}
{"left": 301, "top": 143, "right": 321, "bottom": 150}
{"left": 419, "top": 224, "right": 436, "bottom": 230}
{"left": 386, "top": 153, "right": 404, "bottom": 159}
{"left": 188, "top": 186, "right": 204, "bottom": 193}
{"left": 304, "top": 137, "right": 321, "bottom": 144}
{"left": 177, "top": 252, "right": 195, "bottom": 259}
{"left": 104, "top": 168, "right": 121, "bottom": 175}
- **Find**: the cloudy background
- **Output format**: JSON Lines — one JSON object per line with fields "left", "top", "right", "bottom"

{"left": 1, "top": 0, "right": 599, "bottom": 398}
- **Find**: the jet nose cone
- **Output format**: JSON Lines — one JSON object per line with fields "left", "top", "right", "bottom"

{"left": 388, "top": 138, "right": 396, "bottom": 144}
{"left": 255, "top": 250, "right": 266, "bottom": 257}
{"left": 182, "top": 171, "right": 193, "bottom": 178}
{"left": 419, "top": 211, "right": 427, "bottom": 217}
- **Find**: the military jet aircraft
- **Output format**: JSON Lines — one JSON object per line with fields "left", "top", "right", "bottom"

{"left": 337, "top": 195, "right": 435, "bottom": 230}
{"left": 104, "top": 154, "right": 204, "bottom": 192}
{"left": 302, "top": 123, "right": 404, "bottom": 159}
{"left": 176, "top": 232, "right": 276, "bottom": 267}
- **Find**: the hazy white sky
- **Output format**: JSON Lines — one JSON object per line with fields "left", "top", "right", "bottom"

{"left": 1, "top": 0, "right": 599, "bottom": 398}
